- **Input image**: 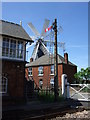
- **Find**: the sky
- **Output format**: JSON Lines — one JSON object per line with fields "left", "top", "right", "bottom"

{"left": 1, "top": 2, "right": 88, "bottom": 71}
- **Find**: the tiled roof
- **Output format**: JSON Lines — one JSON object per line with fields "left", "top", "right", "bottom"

{"left": 26, "top": 54, "right": 76, "bottom": 67}
{"left": 0, "top": 20, "right": 33, "bottom": 42}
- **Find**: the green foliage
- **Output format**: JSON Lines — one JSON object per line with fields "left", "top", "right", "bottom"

{"left": 38, "top": 91, "right": 54, "bottom": 102}
{"left": 38, "top": 90, "right": 64, "bottom": 103}
{"left": 74, "top": 67, "right": 90, "bottom": 83}
{"left": 82, "top": 87, "right": 90, "bottom": 92}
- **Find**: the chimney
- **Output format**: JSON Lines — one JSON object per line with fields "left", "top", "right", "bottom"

{"left": 64, "top": 53, "right": 68, "bottom": 64}
{"left": 20, "top": 21, "right": 22, "bottom": 26}
{"left": 30, "top": 58, "right": 33, "bottom": 62}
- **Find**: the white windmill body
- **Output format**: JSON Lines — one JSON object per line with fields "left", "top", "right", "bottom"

{"left": 31, "top": 38, "right": 49, "bottom": 61}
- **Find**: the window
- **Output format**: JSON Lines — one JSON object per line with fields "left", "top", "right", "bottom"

{"left": 10, "top": 40, "right": 16, "bottom": 57}
{"left": 2, "top": 38, "right": 9, "bottom": 57}
{"left": 17, "top": 41, "right": 23, "bottom": 58}
{"left": 38, "top": 66, "right": 43, "bottom": 75}
{"left": 0, "top": 75, "right": 8, "bottom": 94}
{"left": 50, "top": 78, "right": 54, "bottom": 87}
{"left": 2, "top": 37, "right": 24, "bottom": 60}
{"left": 28, "top": 67, "right": 32, "bottom": 76}
{"left": 39, "top": 79, "right": 43, "bottom": 89}
{"left": 51, "top": 65, "right": 54, "bottom": 75}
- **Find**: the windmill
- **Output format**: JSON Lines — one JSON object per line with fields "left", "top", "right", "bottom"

{"left": 28, "top": 19, "right": 65, "bottom": 61}
{"left": 28, "top": 19, "right": 50, "bottom": 61}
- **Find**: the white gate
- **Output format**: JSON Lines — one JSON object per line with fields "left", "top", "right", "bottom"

{"left": 67, "top": 84, "right": 90, "bottom": 101}
{"left": 62, "top": 74, "right": 90, "bottom": 101}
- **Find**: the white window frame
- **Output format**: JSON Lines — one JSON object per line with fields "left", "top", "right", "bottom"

{"left": 50, "top": 65, "right": 54, "bottom": 75}
{"left": 0, "top": 75, "right": 8, "bottom": 94}
{"left": 2, "top": 37, "right": 24, "bottom": 60}
{"left": 17, "top": 41, "right": 23, "bottom": 59}
{"left": 28, "top": 67, "right": 32, "bottom": 76}
{"left": 10, "top": 39, "right": 16, "bottom": 58}
{"left": 38, "top": 66, "right": 43, "bottom": 76}
{"left": 2, "top": 38, "right": 9, "bottom": 57}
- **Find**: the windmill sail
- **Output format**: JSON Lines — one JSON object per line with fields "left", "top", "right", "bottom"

{"left": 28, "top": 23, "right": 40, "bottom": 37}
{"left": 41, "top": 19, "right": 50, "bottom": 37}
{"left": 28, "top": 19, "right": 50, "bottom": 61}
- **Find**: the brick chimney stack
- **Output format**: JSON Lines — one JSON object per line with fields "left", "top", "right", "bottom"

{"left": 64, "top": 53, "right": 68, "bottom": 64}
{"left": 30, "top": 58, "right": 33, "bottom": 62}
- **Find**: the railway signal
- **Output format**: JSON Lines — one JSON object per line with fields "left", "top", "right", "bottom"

{"left": 53, "top": 18, "right": 59, "bottom": 101}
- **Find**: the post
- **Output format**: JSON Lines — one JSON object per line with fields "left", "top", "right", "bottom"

{"left": 67, "top": 82, "right": 70, "bottom": 99}
{"left": 62, "top": 74, "right": 65, "bottom": 97}
{"left": 62, "top": 74, "right": 67, "bottom": 98}
{"left": 62, "top": 74, "right": 66, "bottom": 98}
{"left": 53, "top": 18, "right": 58, "bottom": 101}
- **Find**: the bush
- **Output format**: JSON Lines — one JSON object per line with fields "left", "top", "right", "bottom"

{"left": 38, "top": 90, "right": 64, "bottom": 103}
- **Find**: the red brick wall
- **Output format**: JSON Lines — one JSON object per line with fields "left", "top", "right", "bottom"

{"left": 33, "top": 67, "right": 39, "bottom": 87}
{"left": 2, "top": 60, "right": 25, "bottom": 97}
{"left": 26, "top": 66, "right": 53, "bottom": 89}
{"left": 58, "top": 64, "right": 63, "bottom": 86}
{"left": 25, "top": 64, "right": 77, "bottom": 89}
{"left": 25, "top": 68, "right": 29, "bottom": 80}
{"left": 63, "top": 64, "right": 77, "bottom": 83}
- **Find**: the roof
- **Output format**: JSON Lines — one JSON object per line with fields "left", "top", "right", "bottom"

{"left": 0, "top": 20, "right": 33, "bottom": 42}
{"left": 26, "top": 54, "right": 76, "bottom": 67}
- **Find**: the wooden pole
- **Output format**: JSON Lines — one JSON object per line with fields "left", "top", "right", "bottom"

{"left": 54, "top": 18, "right": 58, "bottom": 101}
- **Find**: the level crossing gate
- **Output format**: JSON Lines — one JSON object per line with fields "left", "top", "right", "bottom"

{"left": 61, "top": 74, "right": 90, "bottom": 102}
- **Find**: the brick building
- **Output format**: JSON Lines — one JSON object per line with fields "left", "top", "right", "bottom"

{"left": 26, "top": 53, "right": 77, "bottom": 89}
{"left": 0, "top": 20, "right": 33, "bottom": 105}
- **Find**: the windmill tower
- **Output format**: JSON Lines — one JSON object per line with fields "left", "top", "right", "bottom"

{"left": 28, "top": 19, "right": 50, "bottom": 61}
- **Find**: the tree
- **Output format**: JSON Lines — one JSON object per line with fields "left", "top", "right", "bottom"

{"left": 74, "top": 67, "right": 90, "bottom": 84}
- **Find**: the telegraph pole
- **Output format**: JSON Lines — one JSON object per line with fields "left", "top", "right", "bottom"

{"left": 53, "top": 18, "right": 59, "bottom": 101}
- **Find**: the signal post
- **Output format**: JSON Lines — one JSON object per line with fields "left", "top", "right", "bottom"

{"left": 53, "top": 19, "right": 59, "bottom": 101}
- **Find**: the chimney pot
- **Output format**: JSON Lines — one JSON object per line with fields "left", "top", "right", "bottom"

{"left": 64, "top": 53, "right": 68, "bottom": 64}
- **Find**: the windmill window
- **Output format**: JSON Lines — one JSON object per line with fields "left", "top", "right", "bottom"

{"left": 28, "top": 67, "right": 32, "bottom": 76}
{"left": 50, "top": 65, "right": 54, "bottom": 75}
{"left": 0, "top": 75, "right": 8, "bottom": 94}
{"left": 38, "top": 66, "right": 43, "bottom": 76}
